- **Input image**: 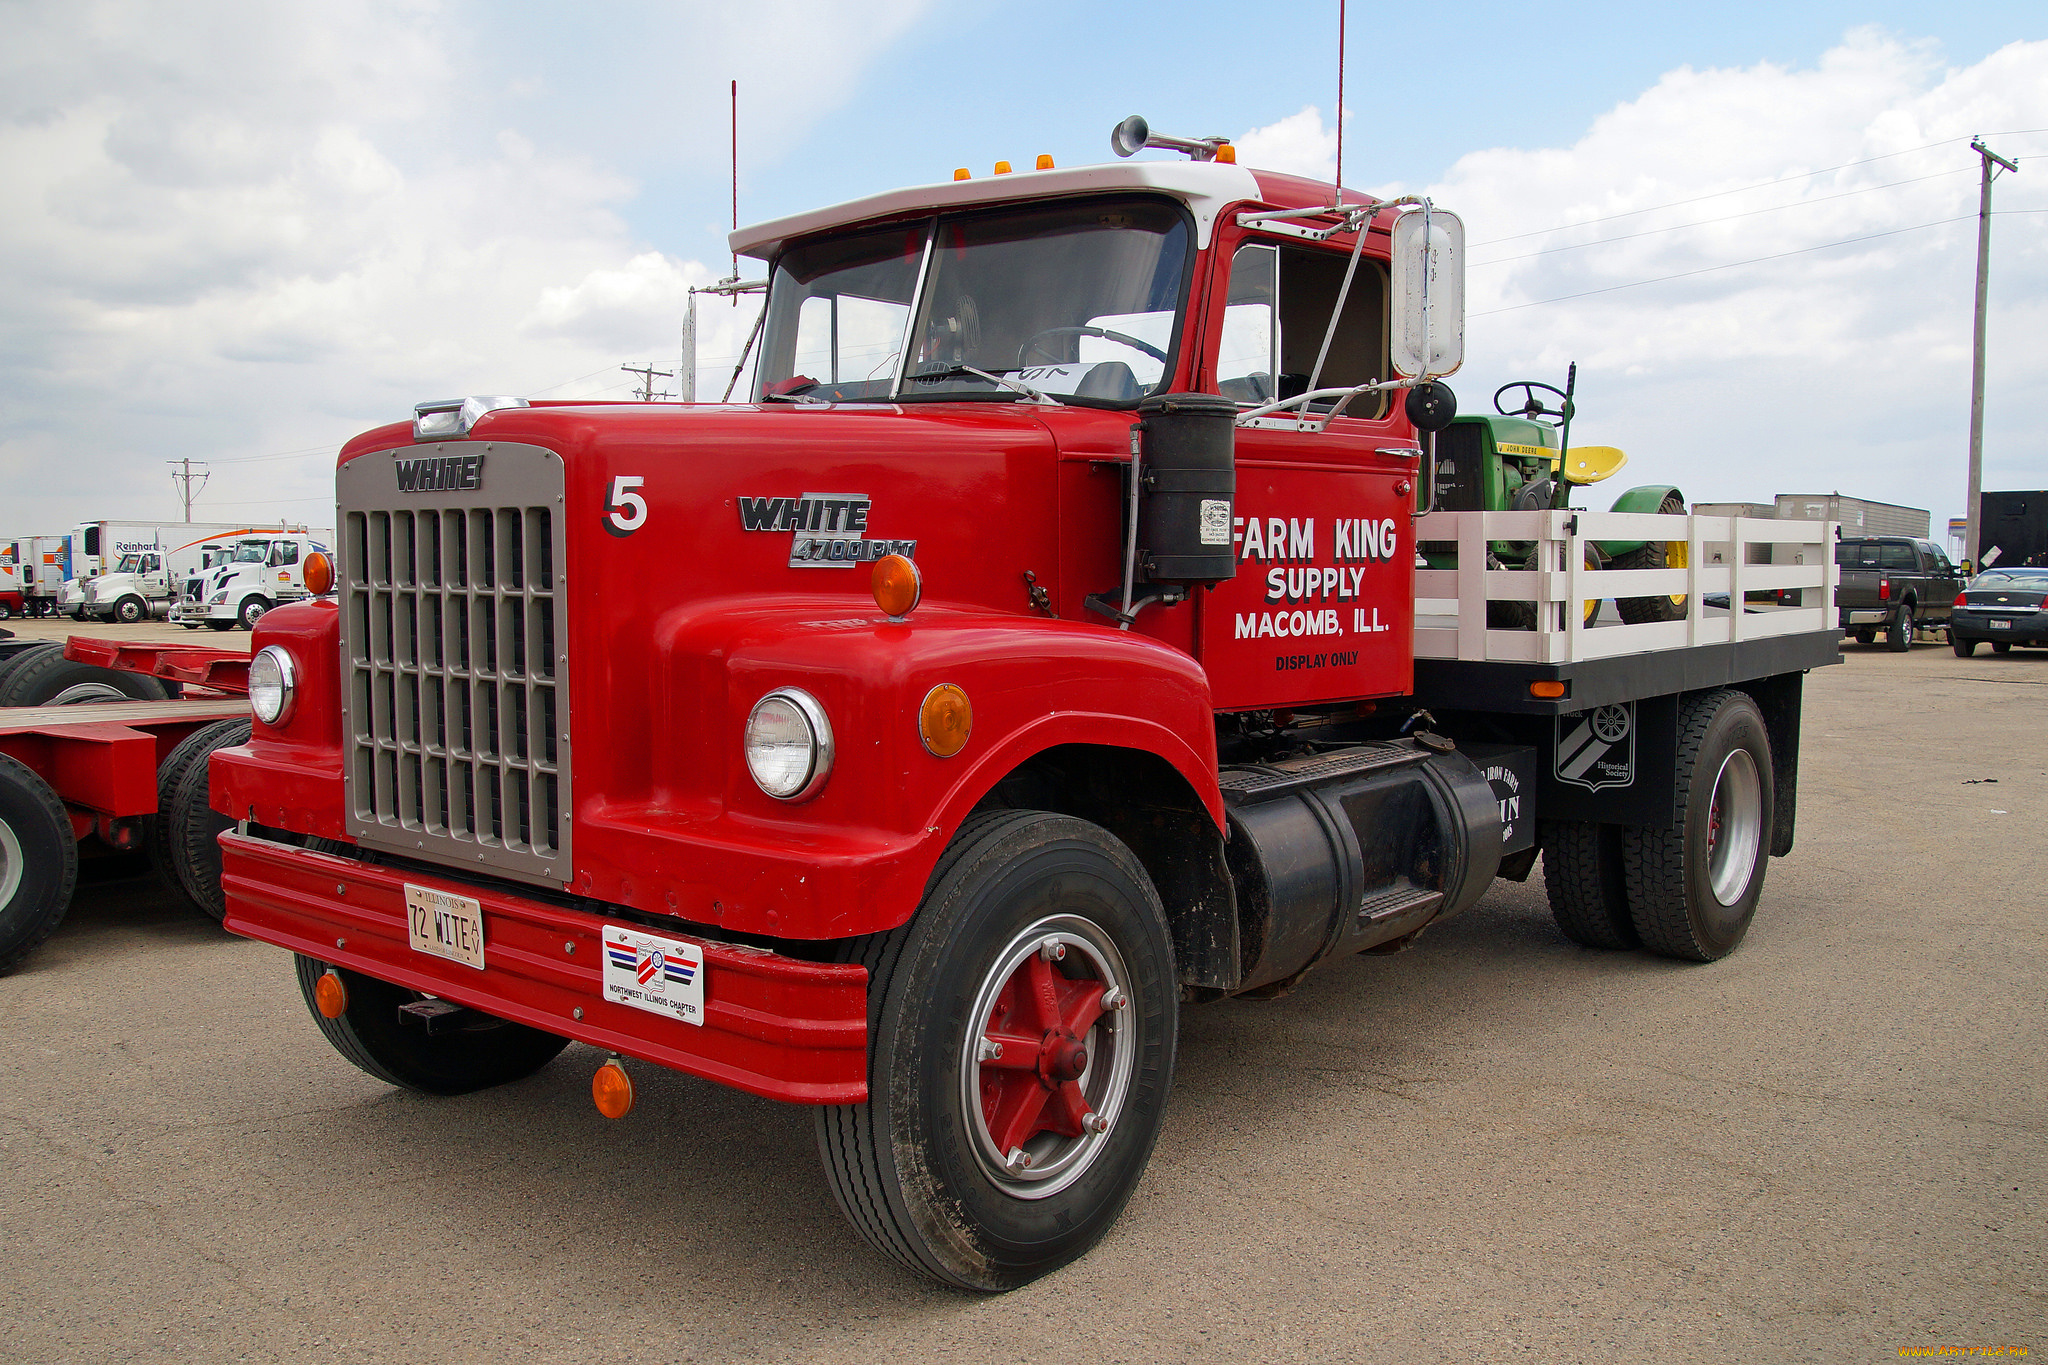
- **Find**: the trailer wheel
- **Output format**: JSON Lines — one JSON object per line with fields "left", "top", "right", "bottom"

{"left": 155, "top": 718, "right": 253, "bottom": 921}
{"left": 815, "top": 810, "right": 1176, "bottom": 1291}
{"left": 0, "top": 643, "right": 61, "bottom": 699}
{"left": 0, "top": 753, "right": 78, "bottom": 976}
{"left": 0, "top": 648, "right": 170, "bottom": 706}
{"left": 1540, "top": 820, "right": 1639, "bottom": 950}
{"left": 293, "top": 955, "right": 571, "bottom": 1095}
{"left": 113, "top": 595, "right": 147, "bottom": 625}
{"left": 1623, "top": 690, "right": 1774, "bottom": 962}
{"left": 1887, "top": 605, "right": 1914, "bottom": 652}
{"left": 238, "top": 597, "right": 270, "bottom": 630}
{"left": 1612, "top": 492, "right": 1689, "bottom": 624}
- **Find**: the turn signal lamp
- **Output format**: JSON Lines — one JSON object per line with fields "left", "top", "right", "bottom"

{"left": 994, "top": 160, "right": 1013, "bottom": 175}
{"left": 1954, "top": 592, "right": 1968, "bottom": 607}
{"left": 1035, "top": 154, "right": 1055, "bottom": 170}
{"left": 873, "top": 554, "right": 922, "bottom": 620}
{"left": 954, "top": 168, "right": 971, "bottom": 181}
{"left": 1215, "top": 143, "right": 1237, "bottom": 164}
{"left": 919, "top": 684, "right": 972, "bottom": 758}
{"left": 303, "top": 550, "right": 334, "bottom": 596}
{"left": 314, "top": 968, "right": 348, "bottom": 1019}
{"left": 593, "top": 1057, "right": 635, "bottom": 1119}
{"left": 1528, "top": 680, "right": 1568, "bottom": 700}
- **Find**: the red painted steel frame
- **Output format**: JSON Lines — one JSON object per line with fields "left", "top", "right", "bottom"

{"left": 0, "top": 700, "right": 249, "bottom": 819}
{"left": 63, "top": 637, "right": 252, "bottom": 695}
{"left": 220, "top": 833, "right": 869, "bottom": 1103}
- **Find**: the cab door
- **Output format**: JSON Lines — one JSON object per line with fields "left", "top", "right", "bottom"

{"left": 1195, "top": 232, "right": 1421, "bottom": 710}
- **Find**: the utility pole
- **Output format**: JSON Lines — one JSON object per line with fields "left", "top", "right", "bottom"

{"left": 1965, "top": 137, "right": 2018, "bottom": 569}
{"left": 168, "top": 458, "right": 210, "bottom": 522}
{"left": 621, "top": 363, "right": 672, "bottom": 402}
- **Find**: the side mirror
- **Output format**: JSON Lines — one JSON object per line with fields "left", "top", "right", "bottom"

{"left": 1390, "top": 208, "right": 1465, "bottom": 379}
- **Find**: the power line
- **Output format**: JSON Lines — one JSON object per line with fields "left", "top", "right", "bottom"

{"left": 1471, "top": 168, "right": 1970, "bottom": 266}
{"left": 1471, "top": 215, "right": 1975, "bottom": 317}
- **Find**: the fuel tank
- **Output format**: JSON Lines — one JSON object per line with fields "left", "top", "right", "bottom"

{"left": 1220, "top": 739, "right": 1515, "bottom": 994}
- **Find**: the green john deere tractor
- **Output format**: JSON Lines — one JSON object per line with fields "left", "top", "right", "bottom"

{"left": 1420, "top": 365, "right": 1688, "bottom": 627}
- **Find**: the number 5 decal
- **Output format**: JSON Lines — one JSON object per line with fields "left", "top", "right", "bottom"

{"left": 606, "top": 476, "right": 648, "bottom": 536}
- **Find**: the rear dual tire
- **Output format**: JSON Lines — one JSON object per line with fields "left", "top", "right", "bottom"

{"left": 0, "top": 753, "right": 78, "bottom": 976}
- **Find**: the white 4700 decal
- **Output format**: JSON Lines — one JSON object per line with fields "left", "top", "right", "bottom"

{"left": 606, "top": 476, "right": 648, "bottom": 536}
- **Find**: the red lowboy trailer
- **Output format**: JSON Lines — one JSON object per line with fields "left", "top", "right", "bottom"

{"left": 0, "top": 635, "right": 254, "bottom": 971}
{"left": 207, "top": 119, "right": 1840, "bottom": 1289}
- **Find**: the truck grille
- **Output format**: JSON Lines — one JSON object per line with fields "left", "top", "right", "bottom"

{"left": 337, "top": 441, "right": 570, "bottom": 885}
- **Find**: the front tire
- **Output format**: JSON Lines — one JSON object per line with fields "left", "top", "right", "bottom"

{"left": 294, "top": 956, "right": 571, "bottom": 1095}
{"left": 816, "top": 810, "right": 1177, "bottom": 1291}
{"left": 238, "top": 597, "right": 270, "bottom": 630}
{"left": 113, "top": 595, "right": 146, "bottom": 625}
{"left": 1624, "top": 690, "right": 1774, "bottom": 962}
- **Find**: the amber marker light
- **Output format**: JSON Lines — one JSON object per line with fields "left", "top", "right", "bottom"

{"left": 303, "top": 550, "right": 335, "bottom": 596}
{"left": 314, "top": 968, "right": 348, "bottom": 1019}
{"left": 872, "top": 553, "right": 922, "bottom": 620}
{"left": 954, "top": 168, "right": 971, "bottom": 181}
{"left": 994, "top": 160, "right": 1013, "bottom": 175}
{"left": 1035, "top": 153, "right": 1055, "bottom": 170}
{"left": 919, "top": 683, "right": 972, "bottom": 758}
{"left": 1529, "top": 680, "right": 1568, "bottom": 700}
{"left": 593, "top": 1056, "right": 635, "bottom": 1119}
{"left": 1215, "top": 143, "right": 1237, "bottom": 163}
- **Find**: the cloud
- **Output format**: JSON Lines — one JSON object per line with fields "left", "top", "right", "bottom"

{"left": 0, "top": 0, "right": 928, "bottom": 529}
{"left": 1236, "top": 106, "right": 1339, "bottom": 182}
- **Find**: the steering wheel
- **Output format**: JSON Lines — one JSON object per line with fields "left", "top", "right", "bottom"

{"left": 1492, "top": 380, "right": 1570, "bottom": 421}
{"left": 1018, "top": 325, "right": 1168, "bottom": 368}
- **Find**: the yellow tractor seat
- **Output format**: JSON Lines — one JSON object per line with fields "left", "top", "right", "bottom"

{"left": 1556, "top": 445, "right": 1628, "bottom": 485}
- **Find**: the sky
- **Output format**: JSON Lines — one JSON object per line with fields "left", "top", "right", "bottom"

{"left": 2, "top": 0, "right": 2044, "bottom": 543}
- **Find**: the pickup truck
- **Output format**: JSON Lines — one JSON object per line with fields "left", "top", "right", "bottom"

{"left": 1836, "top": 536, "right": 1963, "bottom": 650}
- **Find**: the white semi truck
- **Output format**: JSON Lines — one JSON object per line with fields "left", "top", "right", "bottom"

{"left": 166, "top": 530, "right": 334, "bottom": 630}
{"left": 60, "top": 521, "right": 316, "bottom": 623}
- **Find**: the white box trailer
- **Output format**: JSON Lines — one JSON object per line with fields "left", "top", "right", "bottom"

{"left": 62, "top": 521, "right": 324, "bottom": 623}
{"left": 2, "top": 536, "right": 76, "bottom": 615}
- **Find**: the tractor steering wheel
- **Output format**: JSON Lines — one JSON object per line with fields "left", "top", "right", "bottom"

{"left": 1492, "top": 380, "right": 1570, "bottom": 422}
{"left": 1018, "top": 325, "right": 1169, "bottom": 367}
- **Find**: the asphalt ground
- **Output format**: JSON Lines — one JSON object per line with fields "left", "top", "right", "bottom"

{"left": 1, "top": 637, "right": 2041, "bottom": 1364}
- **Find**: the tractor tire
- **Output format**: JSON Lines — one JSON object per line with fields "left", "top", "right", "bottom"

{"left": 1612, "top": 492, "right": 1689, "bottom": 624}
{"left": 1887, "top": 606, "right": 1914, "bottom": 652}
{"left": 1623, "top": 690, "right": 1774, "bottom": 962}
{"left": 294, "top": 955, "right": 570, "bottom": 1095}
{"left": 238, "top": 597, "right": 271, "bottom": 630}
{"left": 0, "top": 649, "right": 169, "bottom": 707}
{"left": 160, "top": 718, "right": 252, "bottom": 920}
{"left": 113, "top": 595, "right": 147, "bottom": 625}
{"left": 0, "top": 753, "right": 78, "bottom": 976}
{"left": 1540, "top": 820, "right": 1639, "bottom": 950}
{"left": 815, "top": 810, "right": 1177, "bottom": 1291}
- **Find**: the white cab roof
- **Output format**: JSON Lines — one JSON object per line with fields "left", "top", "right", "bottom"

{"left": 730, "top": 160, "right": 1264, "bottom": 260}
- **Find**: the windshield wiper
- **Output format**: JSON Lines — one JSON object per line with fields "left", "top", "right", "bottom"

{"left": 905, "top": 364, "right": 1063, "bottom": 406}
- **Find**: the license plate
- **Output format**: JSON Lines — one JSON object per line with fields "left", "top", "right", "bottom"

{"left": 601, "top": 924, "right": 706, "bottom": 1026}
{"left": 406, "top": 883, "right": 485, "bottom": 969}
{"left": 1990, "top": 619, "right": 2011, "bottom": 629}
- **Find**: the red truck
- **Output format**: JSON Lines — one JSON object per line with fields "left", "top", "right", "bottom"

{"left": 209, "top": 120, "right": 1841, "bottom": 1290}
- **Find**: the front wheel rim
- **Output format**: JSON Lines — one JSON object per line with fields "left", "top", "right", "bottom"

{"left": 1705, "top": 748, "right": 1764, "bottom": 906}
{"left": 958, "top": 913, "right": 1135, "bottom": 1201}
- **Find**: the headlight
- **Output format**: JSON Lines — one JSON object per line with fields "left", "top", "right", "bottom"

{"left": 211, "top": 591, "right": 228, "bottom": 604}
{"left": 743, "top": 688, "right": 832, "bottom": 801}
{"left": 249, "top": 645, "right": 298, "bottom": 727}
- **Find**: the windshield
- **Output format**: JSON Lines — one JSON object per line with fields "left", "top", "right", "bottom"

{"left": 231, "top": 541, "right": 269, "bottom": 563}
{"left": 1973, "top": 568, "right": 2048, "bottom": 587}
{"left": 116, "top": 554, "right": 142, "bottom": 572}
{"left": 757, "top": 196, "right": 1191, "bottom": 406}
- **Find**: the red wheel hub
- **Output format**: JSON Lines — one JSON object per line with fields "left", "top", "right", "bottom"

{"left": 975, "top": 949, "right": 1111, "bottom": 1156}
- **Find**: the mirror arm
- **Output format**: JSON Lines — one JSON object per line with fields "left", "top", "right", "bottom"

{"left": 1235, "top": 378, "right": 1415, "bottom": 426}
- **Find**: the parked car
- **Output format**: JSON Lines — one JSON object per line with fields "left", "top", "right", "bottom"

{"left": 1835, "top": 536, "right": 1964, "bottom": 651}
{"left": 1951, "top": 566, "right": 2048, "bottom": 656}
